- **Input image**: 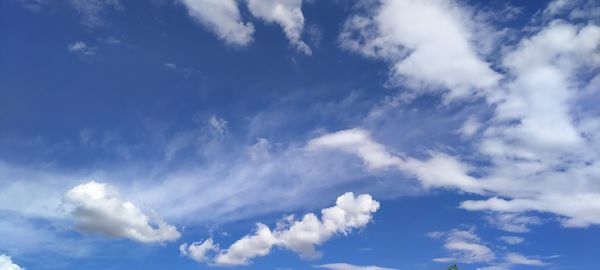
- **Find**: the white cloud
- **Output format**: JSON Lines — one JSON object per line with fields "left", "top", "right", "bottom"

{"left": 0, "top": 255, "right": 24, "bottom": 270}
{"left": 209, "top": 115, "right": 229, "bottom": 136}
{"left": 246, "top": 0, "right": 311, "bottom": 54}
{"left": 63, "top": 181, "right": 181, "bottom": 243}
{"left": 453, "top": 18, "right": 600, "bottom": 227}
{"left": 340, "top": 0, "right": 501, "bottom": 101}
{"left": 307, "top": 128, "right": 403, "bottom": 170}
{"left": 461, "top": 194, "right": 600, "bottom": 228}
{"left": 543, "top": 0, "right": 600, "bottom": 21}
{"left": 498, "top": 236, "right": 524, "bottom": 245}
{"left": 505, "top": 253, "right": 545, "bottom": 266}
{"left": 313, "top": 17, "right": 600, "bottom": 229}
{"left": 67, "top": 41, "right": 96, "bottom": 56}
{"left": 181, "top": 192, "right": 380, "bottom": 266}
{"left": 315, "top": 263, "right": 398, "bottom": 270}
{"left": 248, "top": 137, "right": 272, "bottom": 160}
{"left": 426, "top": 231, "right": 445, "bottom": 239}
{"left": 179, "top": 238, "right": 219, "bottom": 263}
{"left": 180, "top": 0, "right": 254, "bottom": 46}
{"left": 458, "top": 116, "right": 481, "bottom": 137}
{"left": 433, "top": 229, "right": 494, "bottom": 264}
{"left": 433, "top": 229, "right": 546, "bottom": 269}
{"left": 483, "top": 213, "right": 542, "bottom": 233}
{"left": 307, "top": 128, "right": 482, "bottom": 193}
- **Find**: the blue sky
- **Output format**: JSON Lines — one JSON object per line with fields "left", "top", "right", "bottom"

{"left": 1, "top": 0, "right": 600, "bottom": 269}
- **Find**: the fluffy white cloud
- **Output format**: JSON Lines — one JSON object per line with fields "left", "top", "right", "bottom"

{"left": 179, "top": 0, "right": 310, "bottom": 51}
{"left": 340, "top": 0, "right": 501, "bottom": 101}
{"left": 246, "top": 0, "right": 311, "bottom": 54}
{"left": 433, "top": 229, "right": 494, "bottom": 264}
{"left": 0, "top": 255, "right": 23, "bottom": 270}
{"left": 63, "top": 181, "right": 181, "bottom": 243}
{"left": 179, "top": 238, "right": 219, "bottom": 263}
{"left": 181, "top": 192, "right": 379, "bottom": 266}
{"left": 180, "top": 0, "right": 254, "bottom": 46}
{"left": 316, "top": 263, "right": 398, "bottom": 270}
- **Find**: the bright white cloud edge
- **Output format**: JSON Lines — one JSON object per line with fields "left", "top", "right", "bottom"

{"left": 181, "top": 192, "right": 379, "bottom": 266}
{"left": 63, "top": 181, "right": 181, "bottom": 243}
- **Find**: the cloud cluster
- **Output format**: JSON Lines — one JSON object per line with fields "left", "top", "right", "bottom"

{"left": 431, "top": 228, "right": 546, "bottom": 268}
{"left": 340, "top": 0, "right": 501, "bottom": 101}
{"left": 319, "top": 0, "right": 600, "bottom": 230}
{"left": 180, "top": 0, "right": 311, "bottom": 53}
{"left": 63, "top": 181, "right": 181, "bottom": 243}
{"left": 180, "top": 192, "right": 379, "bottom": 266}
{"left": 0, "top": 255, "right": 24, "bottom": 270}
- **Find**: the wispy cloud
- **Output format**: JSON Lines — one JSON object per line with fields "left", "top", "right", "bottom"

{"left": 67, "top": 41, "right": 96, "bottom": 56}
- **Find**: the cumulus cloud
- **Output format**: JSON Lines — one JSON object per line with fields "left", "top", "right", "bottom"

{"left": 0, "top": 255, "right": 24, "bottom": 270}
{"left": 340, "top": 0, "right": 501, "bottom": 101}
{"left": 180, "top": 0, "right": 254, "bottom": 46}
{"left": 63, "top": 181, "right": 181, "bottom": 243}
{"left": 181, "top": 192, "right": 380, "bottom": 266}
{"left": 247, "top": 0, "right": 311, "bottom": 54}
{"left": 315, "top": 263, "right": 398, "bottom": 270}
